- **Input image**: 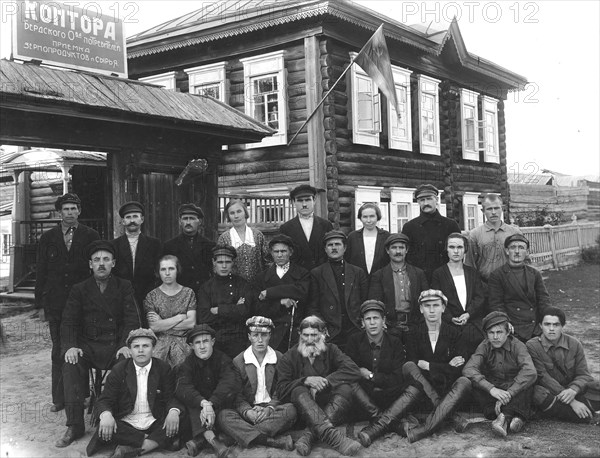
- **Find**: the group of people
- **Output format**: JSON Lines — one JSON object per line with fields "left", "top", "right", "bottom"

{"left": 35, "top": 185, "right": 598, "bottom": 458}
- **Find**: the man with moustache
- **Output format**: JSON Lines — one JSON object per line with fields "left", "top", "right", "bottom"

{"left": 35, "top": 193, "right": 99, "bottom": 413}
{"left": 306, "top": 230, "right": 368, "bottom": 350}
{"left": 112, "top": 201, "right": 162, "bottom": 326}
{"left": 176, "top": 324, "right": 238, "bottom": 458}
{"left": 254, "top": 234, "right": 310, "bottom": 352}
{"left": 401, "top": 184, "right": 460, "bottom": 282}
{"left": 488, "top": 234, "right": 550, "bottom": 342}
{"left": 86, "top": 329, "right": 182, "bottom": 458}
{"left": 463, "top": 311, "right": 537, "bottom": 437}
{"left": 276, "top": 316, "right": 363, "bottom": 456}
{"left": 57, "top": 241, "right": 140, "bottom": 448}
{"left": 163, "top": 204, "right": 215, "bottom": 294}
{"left": 280, "top": 185, "right": 333, "bottom": 271}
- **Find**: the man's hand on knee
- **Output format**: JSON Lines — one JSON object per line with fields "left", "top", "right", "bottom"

{"left": 65, "top": 347, "right": 83, "bottom": 364}
{"left": 99, "top": 411, "right": 117, "bottom": 441}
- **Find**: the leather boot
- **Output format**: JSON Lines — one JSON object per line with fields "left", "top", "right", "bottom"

{"left": 185, "top": 435, "right": 207, "bottom": 457}
{"left": 254, "top": 434, "right": 294, "bottom": 451}
{"left": 294, "top": 430, "right": 314, "bottom": 456}
{"left": 403, "top": 361, "right": 441, "bottom": 407}
{"left": 324, "top": 393, "right": 352, "bottom": 426}
{"left": 352, "top": 383, "right": 381, "bottom": 421}
{"left": 315, "top": 420, "right": 362, "bottom": 456}
{"left": 206, "top": 436, "right": 233, "bottom": 458}
{"left": 358, "top": 385, "right": 420, "bottom": 447}
{"left": 407, "top": 376, "right": 471, "bottom": 443}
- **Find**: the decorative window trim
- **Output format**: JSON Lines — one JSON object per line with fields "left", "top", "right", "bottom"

{"left": 138, "top": 71, "right": 177, "bottom": 91}
{"left": 463, "top": 192, "right": 481, "bottom": 230}
{"left": 481, "top": 95, "right": 500, "bottom": 163}
{"left": 460, "top": 88, "right": 480, "bottom": 161}
{"left": 416, "top": 74, "right": 441, "bottom": 155}
{"left": 240, "top": 51, "right": 287, "bottom": 148}
{"left": 388, "top": 66, "right": 413, "bottom": 151}
{"left": 390, "top": 187, "right": 419, "bottom": 233}
{"left": 185, "top": 62, "right": 227, "bottom": 103}
{"left": 349, "top": 52, "right": 381, "bottom": 147}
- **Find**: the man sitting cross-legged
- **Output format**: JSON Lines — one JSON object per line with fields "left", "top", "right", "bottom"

{"left": 217, "top": 316, "right": 297, "bottom": 451}
{"left": 86, "top": 328, "right": 182, "bottom": 458}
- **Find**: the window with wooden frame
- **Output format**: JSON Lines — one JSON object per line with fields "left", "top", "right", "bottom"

{"left": 138, "top": 71, "right": 177, "bottom": 91}
{"left": 481, "top": 95, "right": 500, "bottom": 163}
{"left": 460, "top": 88, "right": 480, "bottom": 160}
{"left": 388, "top": 66, "right": 413, "bottom": 151}
{"left": 349, "top": 52, "right": 381, "bottom": 147}
{"left": 354, "top": 186, "right": 385, "bottom": 229}
{"left": 463, "top": 192, "right": 481, "bottom": 230}
{"left": 390, "top": 187, "right": 419, "bottom": 233}
{"left": 185, "top": 62, "right": 227, "bottom": 102}
{"left": 416, "top": 75, "right": 441, "bottom": 155}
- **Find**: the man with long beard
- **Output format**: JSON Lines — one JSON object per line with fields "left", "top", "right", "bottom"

{"left": 276, "top": 316, "right": 363, "bottom": 456}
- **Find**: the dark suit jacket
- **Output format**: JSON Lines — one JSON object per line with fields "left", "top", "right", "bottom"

{"left": 112, "top": 233, "right": 162, "bottom": 312}
{"left": 35, "top": 223, "right": 99, "bottom": 311}
{"left": 488, "top": 263, "right": 551, "bottom": 341}
{"left": 253, "top": 263, "right": 310, "bottom": 350}
{"left": 279, "top": 215, "right": 333, "bottom": 271}
{"left": 307, "top": 261, "right": 368, "bottom": 340}
{"left": 95, "top": 357, "right": 182, "bottom": 422}
{"left": 163, "top": 233, "right": 215, "bottom": 293}
{"left": 368, "top": 263, "right": 429, "bottom": 326}
{"left": 61, "top": 275, "right": 141, "bottom": 369}
{"left": 431, "top": 264, "right": 485, "bottom": 328}
{"left": 345, "top": 227, "right": 391, "bottom": 278}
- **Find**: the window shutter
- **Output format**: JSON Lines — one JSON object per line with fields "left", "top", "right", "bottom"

{"left": 373, "top": 93, "right": 381, "bottom": 133}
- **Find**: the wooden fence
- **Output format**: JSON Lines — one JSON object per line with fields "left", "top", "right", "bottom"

{"left": 522, "top": 221, "right": 600, "bottom": 270}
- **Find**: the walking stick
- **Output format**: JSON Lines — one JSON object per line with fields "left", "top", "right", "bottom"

{"left": 287, "top": 301, "right": 297, "bottom": 351}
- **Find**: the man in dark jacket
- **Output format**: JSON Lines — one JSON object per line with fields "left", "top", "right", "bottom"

{"left": 57, "top": 240, "right": 140, "bottom": 448}
{"left": 401, "top": 184, "right": 460, "bottom": 282}
{"left": 35, "top": 193, "right": 99, "bottom": 413}
{"left": 86, "top": 328, "right": 182, "bottom": 457}
{"left": 112, "top": 201, "right": 162, "bottom": 326}
{"left": 163, "top": 203, "right": 215, "bottom": 294}
{"left": 176, "top": 324, "right": 239, "bottom": 457}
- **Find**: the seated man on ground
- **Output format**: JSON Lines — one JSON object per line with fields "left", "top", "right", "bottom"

{"left": 276, "top": 316, "right": 363, "bottom": 456}
{"left": 86, "top": 329, "right": 182, "bottom": 458}
{"left": 463, "top": 311, "right": 537, "bottom": 437}
{"left": 217, "top": 316, "right": 297, "bottom": 451}
{"left": 526, "top": 306, "right": 599, "bottom": 424}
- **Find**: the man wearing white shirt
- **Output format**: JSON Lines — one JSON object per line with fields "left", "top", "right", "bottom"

{"left": 217, "top": 316, "right": 296, "bottom": 451}
{"left": 87, "top": 328, "right": 182, "bottom": 458}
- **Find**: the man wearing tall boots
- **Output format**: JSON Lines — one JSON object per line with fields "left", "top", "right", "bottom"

{"left": 35, "top": 193, "right": 100, "bottom": 413}
{"left": 276, "top": 316, "right": 363, "bottom": 456}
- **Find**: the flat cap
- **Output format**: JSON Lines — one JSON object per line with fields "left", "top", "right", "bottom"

{"left": 482, "top": 311, "right": 510, "bottom": 331}
{"left": 268, "top": 233, "right": 295, "bottom": 250}
{"left": 385, "top": 233, "right": 410, "bottom": 248}
{"left": 360, "top": 300, "right": 386, "bottom": 316}
{"left": 87, "top": 240, "right": 115, "bottom": 259}
{"left": 504, "top": 233, "right": 530, "bottom": 249}
{"left": 246, "top": 316, "right": 274, "bottom": 333}
{"left": 119, "top": 201, "right": 145, "bottom": 218}
{"left": 323, "top": 230, "right": 347, "bottom": 244}
{"left": 414, "top": 184, "right": 439, "bottom": 200}
{"left": 126, "top": 328, "right": 157, "bottom": 347}
{"left": 418, "top": 289, "right": 448, "bottom": 305}
{"left": 290, "top": 184, "right": 317, "bottom": 200}
{"left": 55, "top": 193, "right": 81, "bottom": 211}
{"left": 212, "top": 244, "right": 237, "bottom": 259}
{"left": 187, "top": 324, "right": 216, "bottom": 343}
{"left": 179, "top": 203, "right": 204, "bottom": 219}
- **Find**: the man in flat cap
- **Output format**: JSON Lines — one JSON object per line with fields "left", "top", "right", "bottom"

{"left": 112, "top": 201, "right": 162, "bottom": 326}
{"left": 488, "top": 234, "right": 550, "bottom": 342}
{"left": 254, "top": 234, "right": 310, "bottom": 352}
{"left": 196, "top": 245, "right": 252, "bottom": 359}
{"left": 368, "top": 233, "right": 428, "bottom": 337}
{"left": 280, "top": 184, "right": 333, "bottom": 271}
{"left": 86, "top": 328, "right": 183, "bottom": 458}
{"left": 35, "top": 193, "right": 100, "bottom": 413}
{"left": 401, "top": 184, "right": 460, "bottom": 282}
{"left": 57, "top": 240, "right": 141, "bottom": 448}
{"left": 306, "top": 230, "right": 368, "bottom": 350}
{"left": 526, "top": 306, "right": 599, "bottom": 424}
{"left": 176, "top": 324, "right": 239, "bottom": 457}
{"left": 217, "top": 316, "right": 297, "bottom": 451}
{"left": 463, "top": 311, "right": 536, "bottom": 437}
{"left": 276, "top": 316, "right": 363, "bottom": 456}
{"left": 163, "top": 203, "right": 215, "bottom": 294}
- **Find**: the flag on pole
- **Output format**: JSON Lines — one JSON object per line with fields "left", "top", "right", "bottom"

{"left": 353, "top": 24, "right": 400, "bottom": 118}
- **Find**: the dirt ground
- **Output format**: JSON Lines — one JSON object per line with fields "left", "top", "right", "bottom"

{"left": 1, "top": 263, "right": 599, "bottom": 458}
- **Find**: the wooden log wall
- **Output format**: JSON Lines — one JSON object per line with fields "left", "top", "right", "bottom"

{"left": 29, "top": 171, "right": 65, "bottom": 220}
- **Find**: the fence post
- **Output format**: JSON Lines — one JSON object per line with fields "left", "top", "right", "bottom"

{"left": 574, "top": 219, "right": 583, "bottom": 252}
{"left": 547, "top": 225, "right": 558, "bottom": 268}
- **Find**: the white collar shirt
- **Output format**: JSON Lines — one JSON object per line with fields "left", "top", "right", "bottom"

{"left": 243, "top": 346, "right": 277, "bottom": 405}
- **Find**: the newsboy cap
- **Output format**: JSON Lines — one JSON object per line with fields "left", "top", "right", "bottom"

{"left": 119, "top": 201, "right": 145, "bottom": 218}
{"left": 179, "top": 203, "right": 204, "bottom": 219}
{"left": 55, "top": 193, "right": 81, "bottom": 211}
{"left": 87, "top": 240, "right": 115, "bottom": 259}
{"left": 414, "top": 184, "right": 439, "bottom": 200}
{"left": 246, "top": 316, "right": 274, "bottom": 333}
{"left": 212, "top": 244, "right": 237, "bottom": 259}
{"left": 385, "top": 233, "right": 410, "bottom": 248}
{"left": 290, "top": 184, "right": 317, "bottom": 200}
{"left": 418, "top": 289, "right": 448, "bottom": 305}
{"left": 268, "top": 234, "right": 295, "bottom": 250}
{"left": 126, "top": 328, "right": 157, "bottom": 347}
{"left": 187, "top": 324, "right": 216, "bottom": 343}
{"left": 504, "top": 233, "right": 530, "bottom": 249}
{"left": 482, "top": 311, "right": 510, "bottom": 331}
{"left": 323, "top": 230, "right": 347, "bottom": 244}
{"left": 360, "top": 300, "right": 386, "bottom": 317}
